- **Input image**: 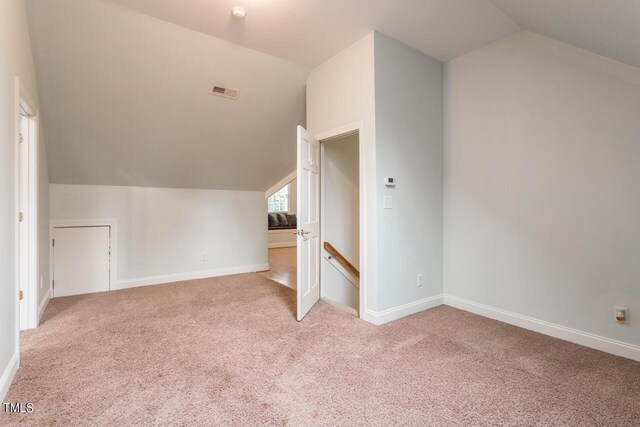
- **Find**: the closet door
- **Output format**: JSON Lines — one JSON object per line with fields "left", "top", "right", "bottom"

{"left": 53, "top": 227, "right": 110, "bottom": 297}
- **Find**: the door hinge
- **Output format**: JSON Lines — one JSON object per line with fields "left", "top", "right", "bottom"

{"left": 52, "top": 239, "right": 55, "bottom": 247}
{"left": 18, "top": 212, "right": 24, "bottom": 222}
{"left": 19, "top": 290, "right": 23, "bottom": 300}
{"left": 19, "top": 133, "right": 23, "bottom": 144}
{"left": 52, "top": 280, "right": 55, "bottom": 289}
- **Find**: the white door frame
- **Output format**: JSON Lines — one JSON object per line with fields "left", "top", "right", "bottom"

{"left": 314, "top": 121, "right": 367, "bottom": 318}
{"left": 50, "top": 220, "right": 118, "bottom": 297}
{"left": 14, "top": 77, "right": 39, "bottom": 331}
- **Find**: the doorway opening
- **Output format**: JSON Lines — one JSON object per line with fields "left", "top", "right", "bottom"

{"left": 295, "top": 124, "right": 364, "bottom": 321}
{"left": 261, "top": 172, "right": 298, "bottom": 289}
{"left": 320, "top": 132, "right": 360, "bottom": 315}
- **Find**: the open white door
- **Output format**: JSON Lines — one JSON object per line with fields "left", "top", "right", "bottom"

{"left": 296, "top": 126, "right": 321, "bottom": 321}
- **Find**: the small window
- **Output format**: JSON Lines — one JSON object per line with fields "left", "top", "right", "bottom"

{"left": 268, "top": 185, "right": 289, "bottom": 213}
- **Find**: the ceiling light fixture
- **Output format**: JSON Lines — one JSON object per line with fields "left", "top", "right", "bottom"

{"left": 231, "top": 7, "right": 246, "bottom": 18}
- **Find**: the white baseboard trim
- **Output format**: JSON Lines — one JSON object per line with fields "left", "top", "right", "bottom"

{"left": 363, "top": 294, "right": 444, "bottom": 325}
{"left": 268, "top": 242, "right": 296, "bottom": 249}
{"left": 0, "top": 352, "right": 19, "bottom": 402}
{"left": 113, "top": 263, "right": 271, "bottom": 290}
{"left": 444, "top": 294, "right": 640, "bottom": 362}
{"left": 37, "top": 288, "right": 51, "bottom": 324}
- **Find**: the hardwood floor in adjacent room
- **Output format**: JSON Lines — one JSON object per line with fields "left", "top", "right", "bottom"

{"left": 259, "top": 247, "right": 296, "bottom": 289}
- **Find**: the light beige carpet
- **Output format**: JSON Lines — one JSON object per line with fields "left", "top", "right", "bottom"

{"left": 2, "top": 273, "right": 639, "bottom": 426}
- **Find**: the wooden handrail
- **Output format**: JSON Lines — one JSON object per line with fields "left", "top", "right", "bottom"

{"left": 323, "top": 242, "right": 359, "bottom": 278}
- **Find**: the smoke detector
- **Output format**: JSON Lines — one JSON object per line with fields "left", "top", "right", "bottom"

{"left": 231, "top": 7, "right": 246, "bottom": 18}
{"left": 209, "top": 84, "right": 240, "bottom": 100}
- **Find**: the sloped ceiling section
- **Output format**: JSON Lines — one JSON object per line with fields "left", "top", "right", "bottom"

{"left": 491, "top": 0, "right": 640, "bottom": 69}
{"left": 26, "top": 0, "right": 309, "bottom": 191}
{"left": 105, "top": 0, "right": 521, "bottom": 67}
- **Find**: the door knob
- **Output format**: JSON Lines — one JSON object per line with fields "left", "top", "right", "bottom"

{"left": 296, "top": 230, "right": 311, "bottom": 240}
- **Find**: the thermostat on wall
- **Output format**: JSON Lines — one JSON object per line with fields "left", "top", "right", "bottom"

{"left": 385, "top": 177, "right": 396, "bottom": 187}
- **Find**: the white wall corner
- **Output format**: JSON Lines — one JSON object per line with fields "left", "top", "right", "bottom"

{"left": 362, "top": 294, "right": 444, "bottom": 325}
{"left": 443, "top": 295, "right": 640, "bottom": 362}
{"left": 114, "top": 263, "right": 270, "bottom": 290}
{"left": 0, "top": 352, "right": 19, "bottom": 402}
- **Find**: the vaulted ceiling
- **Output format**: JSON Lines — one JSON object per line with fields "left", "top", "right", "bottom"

{"left": 27, "top": 0, "right": 308, "bottom": 191}
{"left": 27, "top": 0, "right": 640, "bottom": 191}
{"left": 491, "top": 0, "right": 640, "bottom": 69}
{"left": 104, "top": 0, "right": 520, "bottom": 67}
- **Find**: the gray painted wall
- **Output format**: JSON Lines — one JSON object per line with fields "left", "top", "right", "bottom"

{"left": 322, "top": 134, "right": 360, "bottom": 267}
{"left": 444, "top": 31, "right": 640, "bottom": 346}
{"left": 50, "top": 184, "right": 268, "bottom": 284}
{"left": 374, "top": 33, "right": 444, "bottom": 311}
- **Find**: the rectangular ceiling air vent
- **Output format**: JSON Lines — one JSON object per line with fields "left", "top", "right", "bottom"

{"left": 209, "top": 84, "right": 240, "bottom": 100}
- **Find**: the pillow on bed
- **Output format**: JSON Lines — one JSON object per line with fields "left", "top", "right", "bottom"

{"left": 268, "top": 213, "right": 279, "bottom": 228}
{"left": 286, "top": 213, "right": 297, "bottom": 227}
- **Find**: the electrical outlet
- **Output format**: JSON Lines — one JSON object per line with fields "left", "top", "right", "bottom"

{"left": 200, "top": 252, "right": 208, "bottom": 262}
{"left": 417, "top": 274, "right": 424, "bottom": 287}
{"left": 614, "top": 306, "right": 628, "bottom": 324}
